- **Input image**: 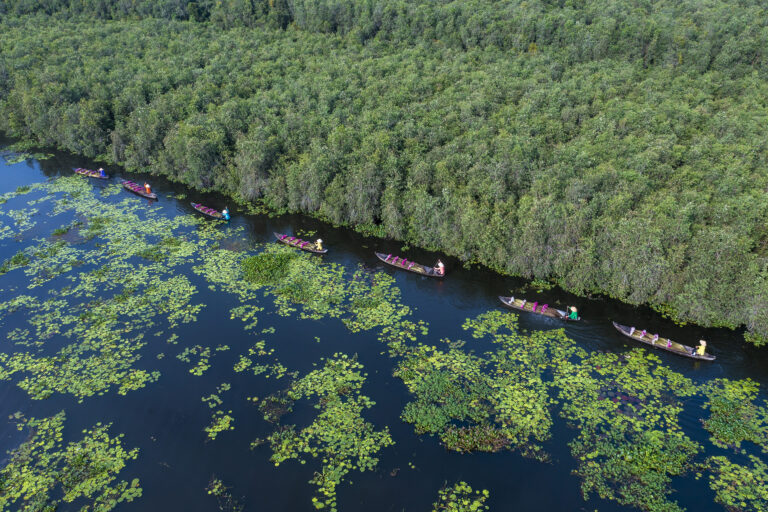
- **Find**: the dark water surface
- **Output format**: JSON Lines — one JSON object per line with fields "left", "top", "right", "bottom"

{"left": 1, "top": 137, "right": 766, "bottom": 511}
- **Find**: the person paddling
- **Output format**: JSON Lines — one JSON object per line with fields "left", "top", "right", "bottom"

{"left": 144, "top": 182, "right": 152, "bottom": 195}
{"left": 434, "top": 259, "right": 445, "bottom": 276}
{"left": 568, "top": 306, "right": 578, "bottom": 320}
{"left": 222, "top": 207, "right": 230, "bottom": 221}
{"left": 696, "top": 340, "right": 707, "bottom": 356}
{"left": 98, "top": 167, "right": 106, "bottom": 177}
{"left": 315, "top": 239, "right": 323, "bottom": 251}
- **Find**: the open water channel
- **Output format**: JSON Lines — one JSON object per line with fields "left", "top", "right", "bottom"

{"left": 2, "top": 137, "right": 768, "bottom": 512}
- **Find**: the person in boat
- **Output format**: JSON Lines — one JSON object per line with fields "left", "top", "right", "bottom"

{"left": 98, "top": 167, "right": 106, "bottom": 177}
{"left": 144, "top": 182, "right": 152, "bottom": 194}
{"left": 651, "top": 334, "right": 659, "bottom": 345}
{"left": 568, "top": 306, "right": 578, "bottom": 320}
{"left": 696, "top": 340, "right": 707, "bottom": 356}
{"left": 222, "top": 207, "right": 230, "bottom": 220}
{"left": 531, "top": 301, "right": 538, "bottom": 312}
{"left": 434, "top": 260, "right": 445, "bottom": 275}
{"left": 315, "top": 239, "right": 323, "bottom": 250}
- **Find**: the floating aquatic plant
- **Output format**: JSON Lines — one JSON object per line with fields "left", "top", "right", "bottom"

{"left": 206, "top": 475, "right": 244, "bottom": 512}
{"left": 702, "top": 378, "right": 768, "bottom": 452}
{"left": 708, "top": 455, "right": 768, "bottom": 512}
{"left": 0, "top": 411, "right": 141, "bottom": 511}
{"left": 259, "top": 353, "right": 393, "bottom": 511}
{"left": 431, "top": 481, "right": 489, "bottom": 512}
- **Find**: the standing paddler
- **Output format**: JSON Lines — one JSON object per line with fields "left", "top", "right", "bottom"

{"left": 568, "top": 306, "right": 578, "bottom": 320}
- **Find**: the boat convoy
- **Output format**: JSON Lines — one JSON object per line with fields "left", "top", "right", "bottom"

{"left": 76, "top": 169, "right": 716, "bottom": 361}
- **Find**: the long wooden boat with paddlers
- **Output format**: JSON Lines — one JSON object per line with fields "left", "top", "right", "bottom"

{"left": 375, "top": 252, "right": 445, "bottom": 278}
{"left": 498, "top": 296, "right": 579, "bottom": 321}
{"left": 191, "top": 202, "right": 229, "bottom": 220}
{"left": 121, "top": 179, "right": 158, "bottom": 200}
{"left": 74, "top": 167, "right": 108, "bottom": 179}
{"left": 274, "top": 232, "right": 327, "bottom": 254}
{"left": 612, "top": 321, "right": 715, "bottom": 361}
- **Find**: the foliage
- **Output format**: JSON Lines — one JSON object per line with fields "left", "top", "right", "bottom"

{"left": 1, "top": 5, "right": 768, "bottom": 341}
{"left": 261, "top": 353, "right": 394, "bottom": 511}
{"left": 708, "top": 455, "right": 768, "bottom": 512}
{"left": 0, "top": 411, "right": 141, "bottom": 512}
{"left": 432, "top": 481, "right": 489, "bottom": 512}
{"left": 206, "top": 476, "right": 244, "bottom": 512}
{"left": 0, "top": 177, "right": 206, "bottom": 400}
{"left": 701, "top": 379, "right": 768, "bottom": 452}
{"left": 395, "top": 312, "right": 562, "bottom": 460}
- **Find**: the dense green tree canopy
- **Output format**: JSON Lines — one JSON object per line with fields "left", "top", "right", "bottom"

{"left": 1, "top": 1, "right": 768, "bottom": 343}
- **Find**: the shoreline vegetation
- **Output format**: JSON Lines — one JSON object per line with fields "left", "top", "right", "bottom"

{"left": 1, "top": 1, "right": 768, "bottom": 345}
{"left": 1, "top": 176, "right": 768, "bottom": 511}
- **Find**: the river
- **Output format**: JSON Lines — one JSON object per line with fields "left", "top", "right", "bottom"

{"left": 1, "top": 137, "right": 767, "bottom": 512}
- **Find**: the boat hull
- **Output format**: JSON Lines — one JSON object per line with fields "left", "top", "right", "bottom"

{"left": 274, "top": 232, "right": 327, "bottom": 253}
{"left": 498, "top": 296, "right": 575, "bottom": 320}
{"left": 612, "top": 321, "right": 715, "bottom": 361}
{"left": 374, "top": 252, "right": 444, "bottom": 278}
{"left": 191, "top": 202, "right": 226, "bottom": 220}
{"left": 121, "top": 179, "right": 158, "bottom": 200}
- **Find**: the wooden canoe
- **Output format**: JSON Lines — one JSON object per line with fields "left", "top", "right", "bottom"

{"left": 121, "top": 179, "right": 158, "bottom": 200}
{"left": 499, "top": 296, "right": 577, "bottom": 321}
{"left": 75, "top": 168, "right": 108, "bottom": 179}
{"left": 612, "top": 322, "right": 715, "bottom": 361}
{"left": 375, "top": 252, "right": 445, "bottom": 278}
{"left": 274, "top": 232, "right": 327, "bottom": 254}
{"left": 191, "top": 202, "right": 228, "bottom": 220}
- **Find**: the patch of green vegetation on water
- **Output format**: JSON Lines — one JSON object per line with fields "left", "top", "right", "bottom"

{"left": 0, "top": 411, "right": 141, "bottom": 512}
{"left": 701, "top": 379, "right": 768, "bottom": 452}
{"left": 0, "top": 177, "right": 207, "bottom": 400}
{"left": 708, "top": 455, "right": 768, "bottom": 512}
{"left": 0, "top": 250, "right": 31, "bottom": 275}
{"left": 259, "top": 353, "right": 394, "bottom": 511}
{"left": 177, "top": 345, "right": 229, "bottom": 376}
{"left": 206, "top": 475, "right": 244, "bottom": 512}
{"left": 555, "top": 350, "right": 700, "bottom": 512}
{"left": 395, "top": 312, "right": 561, "bottom": 460}
{"left": 431, "top": 481, "right": 490, "bottom": 512}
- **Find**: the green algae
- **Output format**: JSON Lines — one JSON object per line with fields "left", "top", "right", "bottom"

{"left": 0, "top": 411, "right": 141, "bottom": 512}
{"left": 258, "top": 353, "right": 394, "bottom": 511}
{"left": 431, "top": 481, "right": 489, "bottom": 512}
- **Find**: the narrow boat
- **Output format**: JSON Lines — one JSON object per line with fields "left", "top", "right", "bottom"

{"left": 374, "top": 252, "right": 445, "bottom": 278}
{"left": 498, "top": 296, "right": 577, "bottom": 320}
{"left": 74, "top": 168, "right": 108, "bottom": 179}
{"left": 274, "top": 232, "right": 327, "bottom": 254}
{"left": 191, "top": 202, "right": 228, "bottom": 220}
{"left": 121, "top": 179, "right": 158, "bottom": 200}
{"left": 612, "top": 322, "right": 715, "bottom": 361}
